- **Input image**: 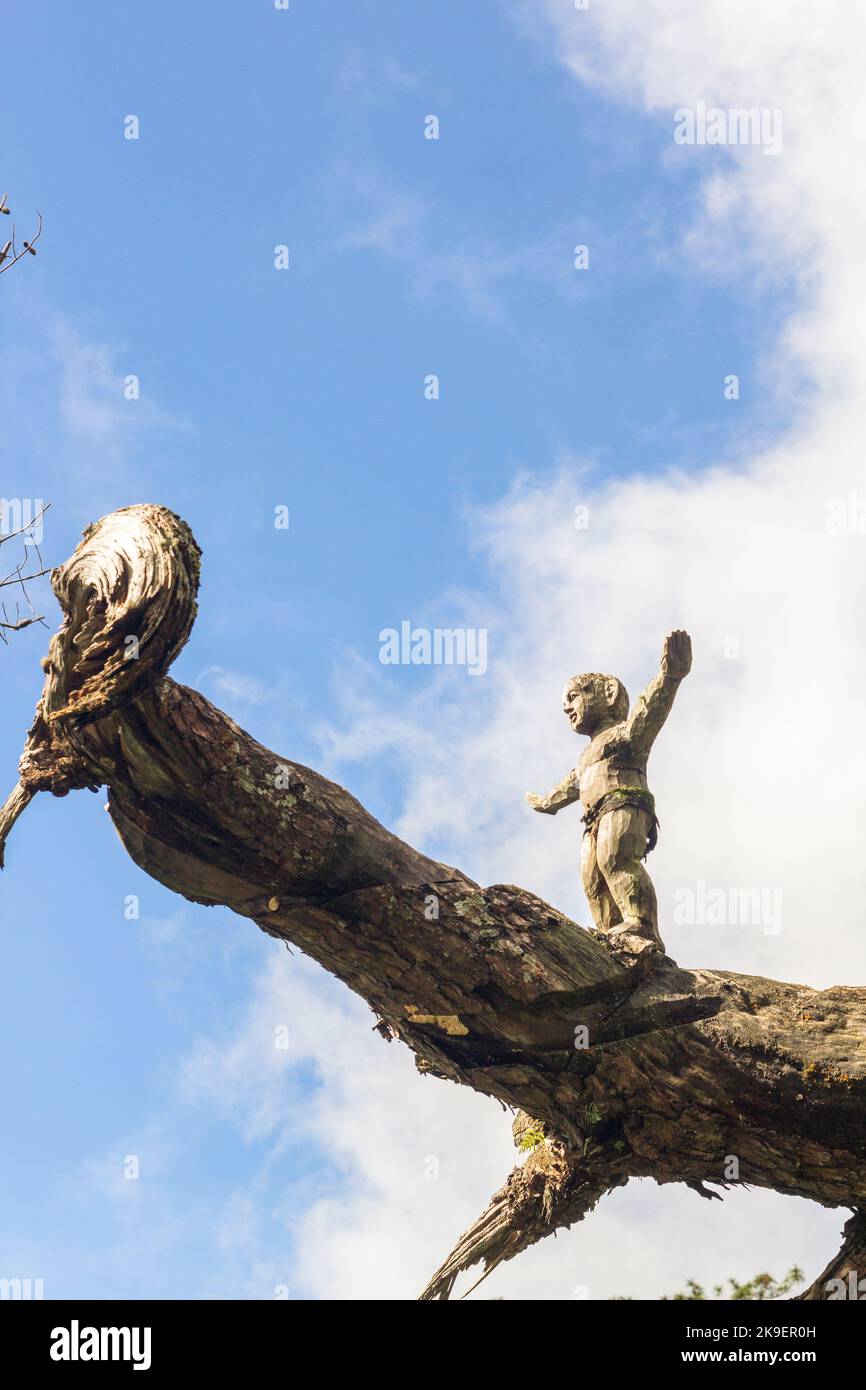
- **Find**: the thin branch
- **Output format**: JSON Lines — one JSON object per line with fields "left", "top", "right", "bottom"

{"left": 0, "top": 504, "right": 52, "bottom": 640}
{"left": 0, "top": 207, "right": 43, "bottom": 275}
{"left": 0, "top": 501, "right": 50, "bottom": 548}
{"left": 0, "top": 564, "right": 52, "bottom": 590}
{"left": 0, "top": 615, "right": 43, "bottom": 633}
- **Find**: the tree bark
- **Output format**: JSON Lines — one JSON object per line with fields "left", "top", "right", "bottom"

{"left": 2, "top": 504, "right": 865, "bottom": 1301}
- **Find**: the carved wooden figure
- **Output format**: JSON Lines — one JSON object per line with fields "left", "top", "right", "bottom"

{"left": 526, "top": 631, "right": 692, "bottom": 954}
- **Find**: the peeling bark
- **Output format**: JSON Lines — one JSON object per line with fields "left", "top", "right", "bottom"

{"left": 2, "top": 504, "right": 865, "bottom": 1300}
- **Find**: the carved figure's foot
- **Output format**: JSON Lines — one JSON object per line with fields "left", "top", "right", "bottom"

{"left": 612, "top": 932, "right": 661, "bottom": 957}
{"left": 607, "top": 920, "right": 665, "bottom": 956}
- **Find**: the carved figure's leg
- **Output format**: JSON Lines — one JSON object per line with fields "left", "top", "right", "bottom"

{"left": 579, "top": 822, "right": 623, "bottom": 932}
{"left": 596, "top": 807, "right": 663, "bottom": 948}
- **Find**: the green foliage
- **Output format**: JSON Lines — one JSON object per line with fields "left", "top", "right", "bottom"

{"left": 661, "top": 1267, "right": 804, "bottom": 1301}
{"left": 611, "top": 1267, "right": 805, "bottom": 1302}
{"left": 581, "top": 1103, "right": 603, "bottom": 1156}
{"left": 517, "top": 1126, "right": 546, "bottom": 1152}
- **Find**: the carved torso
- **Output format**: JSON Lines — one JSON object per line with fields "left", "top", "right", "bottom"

{"left": 576, "top": 723, "right": 650, "bottom": 813}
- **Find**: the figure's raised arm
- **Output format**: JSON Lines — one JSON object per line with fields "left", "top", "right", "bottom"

{"left": 525, "top": 769, "right": 580, "bottom": 816}
{"left": 625, "top": 630, "right": 692, "bottom": 753}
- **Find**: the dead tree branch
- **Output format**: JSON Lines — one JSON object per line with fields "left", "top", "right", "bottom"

{"left": 0, "top": 195, "right": 42, "bottom": 275}
{"left": 1, "top": 504, "right": 864, "bottom": 1299}
{"left": 0, "top": 502, "right": 51, "bottom": 642}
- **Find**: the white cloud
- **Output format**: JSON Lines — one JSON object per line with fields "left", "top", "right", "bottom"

{"left": 195, "top": 665, "right": 273, "bottom": 709}
{"left": 336, "top": 49, "right": 423, "bottom": 100}
{"left": 89, "top": 0, "right": 865, "bottom": 1300}
{"left": 535, "top": 0, "right": 866, "bottom": 395}
{"left": 335, "top": 168, "right": 586, "bottom": 324}
{"left": 54, "top": 319, "right": 191, "bottom": 449}
{"left": 178, "top": 950, "right": 513, "bottom": 1298}
{"left": 0, "top": 304, "right": 191, "bottom": 511}
{"left": 293, "top": 0, "right": 866, "bottom": 1294}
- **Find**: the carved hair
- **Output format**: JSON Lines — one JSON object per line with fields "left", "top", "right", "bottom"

{"left": 563, "top": 672, "right": 629, "bottom": 722}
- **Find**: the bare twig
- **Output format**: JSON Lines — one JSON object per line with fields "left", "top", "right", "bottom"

{"left": 0, "top": 615, "right": 43, "bottom": 633}
{"left": 0, "top": 567, "right": 51, "bottom": 590}
{"left": 0, "top": 501, "right": 50, "bottom": 547}
{"left": 0, "top": 503, "right": 51, "bottom": 642}
{"left": 0, "top": 195, "right": 50, "bottom": 639}
{"left": 0, "top": 201, "right": 42, "bottom": 275}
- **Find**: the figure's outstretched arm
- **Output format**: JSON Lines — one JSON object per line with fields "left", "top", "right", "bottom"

{"left": 525, "top": 769, "right": 580, "bottom": 816}
{"left": 625, "top": 629, "right": 692, "bottom": 754}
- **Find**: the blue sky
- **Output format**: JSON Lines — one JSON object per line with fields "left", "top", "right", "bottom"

{"left": 1, "top": 1, "right": 858, "bottom": 1299}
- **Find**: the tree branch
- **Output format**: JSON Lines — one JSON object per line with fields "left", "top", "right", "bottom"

{"left": 0, "top": 502, "right": 51, "bottom": 643}
{"left": 3, "top": 504, "right": 866, "bottom": 1299}
{"left": 0, "top": 200, "right": 42, "bottom": 275}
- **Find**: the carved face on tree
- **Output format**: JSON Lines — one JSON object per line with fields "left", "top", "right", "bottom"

{"left": 562, "top": 673, "right": 629, "bottom": 734}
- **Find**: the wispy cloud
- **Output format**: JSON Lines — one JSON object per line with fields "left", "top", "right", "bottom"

{"left": 54, "top": 321, "right": 190, "bottom": 444}
{"left": 334, "top": 168, "right": 587, "bottom": 324}
{"left": 300, "top": 0, "right": 866, "bottom": 1294}
{"left": 36, "top": 0, "right": 866, "bottom": 1301}
{"left": 0, "top": 302, "right": 193, "bottom": 507}
{"left": 336, "top": 49, "right": 424, "bottom": 101}
{"left": 195, "top": 665, "right": 273, "bottom": 710}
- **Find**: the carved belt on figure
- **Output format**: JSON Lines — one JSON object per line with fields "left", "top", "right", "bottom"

{"left": 581, "top": 787, "right": 659, "bottom": 860}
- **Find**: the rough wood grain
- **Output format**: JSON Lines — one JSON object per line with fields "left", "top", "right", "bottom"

{"left": 2, "top": 504, "right": 864, "bottom": 1300}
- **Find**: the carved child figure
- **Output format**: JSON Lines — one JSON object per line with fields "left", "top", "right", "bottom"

{"left": 526, "top": 630, "right": 692, "bottom": 953}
